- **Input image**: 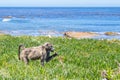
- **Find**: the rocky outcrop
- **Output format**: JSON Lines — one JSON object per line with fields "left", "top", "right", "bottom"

{"left": 64, "top": 31, "right": 98, "bottom": 39}
{"left": 104, "top": 32, "right": 119, "bottom": 36}
{"left": 3, "top": 16, "right": 12, "bottom": 18}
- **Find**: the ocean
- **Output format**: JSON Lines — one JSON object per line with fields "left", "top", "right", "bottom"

{"left": 0, "top": 7, "right": 120, "bottom": 39}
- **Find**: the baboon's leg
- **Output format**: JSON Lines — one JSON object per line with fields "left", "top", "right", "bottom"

{"left": 46, "top": 52, "right": 50, "bottom": 62}
{"left": 47, "top": 52, "right": 50, "bottom": 59}
{"left": 40, "top": 56, "right": 45, "bottom": 66}
{"left": 23, "top": 57, "right": 29, "bottom": 65}
{"left": 46, "top": 53, "right": 58, "bottom": 62}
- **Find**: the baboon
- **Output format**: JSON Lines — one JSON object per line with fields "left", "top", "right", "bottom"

{"left": 18, "top": 42, "right": 55, "bottom": 66}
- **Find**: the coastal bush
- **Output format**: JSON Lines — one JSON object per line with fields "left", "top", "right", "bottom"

{"left": 0, "top": 35, "right": 120, "bottom": 79}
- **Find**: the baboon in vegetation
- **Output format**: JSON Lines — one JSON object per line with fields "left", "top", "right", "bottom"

{"left": 18, "top": 42, "right": 55, "bottom": 66}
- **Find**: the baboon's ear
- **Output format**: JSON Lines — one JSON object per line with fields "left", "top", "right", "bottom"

{"left": 46, "top": 43, "right": 49, "bottom": 46}
{"left": 44, "top": 42, "right": 50, "bottom": 46}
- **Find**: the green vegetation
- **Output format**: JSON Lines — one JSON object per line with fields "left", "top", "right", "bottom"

{"left": 0, "top": 35, "right": 120, "bottom": 79}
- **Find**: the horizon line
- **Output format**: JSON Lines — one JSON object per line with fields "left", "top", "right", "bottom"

{"left": 0, "top": 6, "right": 120, "bottom": 7}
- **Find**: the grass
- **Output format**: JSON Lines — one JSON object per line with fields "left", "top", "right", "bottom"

{"left": 0, "top": 35, "right": 120, "bottom": 79}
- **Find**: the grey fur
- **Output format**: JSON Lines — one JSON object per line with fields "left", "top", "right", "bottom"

{"left": 18, "top": 42, "right": 54, "bottom": 66}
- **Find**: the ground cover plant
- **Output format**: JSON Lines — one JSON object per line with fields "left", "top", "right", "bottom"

{"left": 0, "top": 35, "right": 120, "bottom": 79}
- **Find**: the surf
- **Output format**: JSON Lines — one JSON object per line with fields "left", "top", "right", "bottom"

{"left": 2, "top": 18, "right": 11, "bottom": 22}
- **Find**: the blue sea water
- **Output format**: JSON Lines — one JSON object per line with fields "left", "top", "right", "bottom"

{"left": 0, "top": 7, "right": 120, "bottom": 39}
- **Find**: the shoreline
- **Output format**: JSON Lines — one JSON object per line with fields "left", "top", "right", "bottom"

{"left": 1, "top": 30, "right": 120, "bottom": 39}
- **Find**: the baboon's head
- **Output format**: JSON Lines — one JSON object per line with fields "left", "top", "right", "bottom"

{"left": 43, "top": 42, "right": 54, "bottom": 52}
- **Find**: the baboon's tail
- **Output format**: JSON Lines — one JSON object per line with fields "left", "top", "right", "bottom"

{"left": 18, "top": 44, "right": 25, "bottom": 60}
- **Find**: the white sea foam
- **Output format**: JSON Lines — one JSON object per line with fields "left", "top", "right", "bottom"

{"left": 2, "top": 18, "right": 11, "bottom": 22}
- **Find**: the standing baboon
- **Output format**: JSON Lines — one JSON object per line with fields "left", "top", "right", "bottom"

{"left": 18, "top": 42, "right": 54, "bottom": 66}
